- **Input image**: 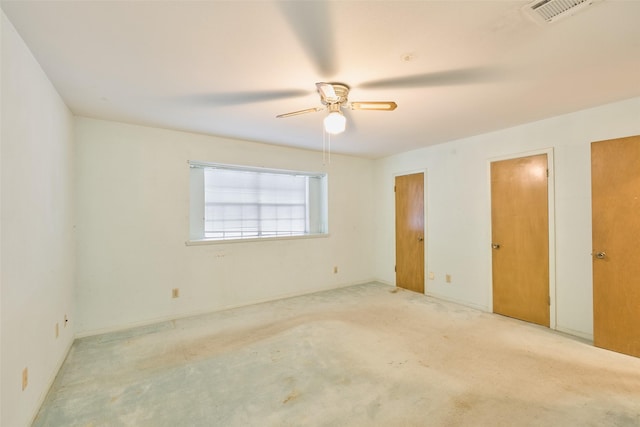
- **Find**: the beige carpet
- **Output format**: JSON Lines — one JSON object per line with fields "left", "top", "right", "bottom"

{"left": 34, "top": 283, "right": 640, "bottom": 426}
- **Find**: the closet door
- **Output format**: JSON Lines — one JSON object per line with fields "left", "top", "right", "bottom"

{"left": 491, "top": 154, "right": 549, "bottom": 327}
{"left": 395, "top": 173, "right": 425, "bottom": 293}
{"left": 592, "top": 135, "right": 640, "bottom": 357}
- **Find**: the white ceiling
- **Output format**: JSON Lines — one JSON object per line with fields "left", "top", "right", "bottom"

{"left": 2, "top": 0, "right": 640, "bottom": 158}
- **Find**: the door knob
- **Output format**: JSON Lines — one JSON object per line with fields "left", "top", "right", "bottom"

{"left": 592, "top": 251, "right": 606, "bottom": 259}
{"left": 418, "top": 236, "right": 424, "bottom": 242}
{"left": 492, "top": 243, "right": 501, "bottom": 249}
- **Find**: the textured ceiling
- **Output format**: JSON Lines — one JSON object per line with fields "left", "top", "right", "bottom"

{"left": 2, "top": 0, "right": 640, "bottom": 158}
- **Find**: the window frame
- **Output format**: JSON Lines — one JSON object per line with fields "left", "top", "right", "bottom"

{"left": 187, "top": 161, "right": 329, "bottom": 245}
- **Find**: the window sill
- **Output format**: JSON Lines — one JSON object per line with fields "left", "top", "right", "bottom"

{"left": 185, "top": 233, "right": 329, "bottom": 246}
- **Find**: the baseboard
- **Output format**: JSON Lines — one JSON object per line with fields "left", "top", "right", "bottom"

{"left": 375, "top": 282, "right": 490, "bottom": 312}
{"left": 75, "top": 279, "right": 377, "bottom": 339}
{"left": 425, "top": 290, "right": 490, "bottom": 312}
{"left": 425, "top": 292, "right": 594, "bottom": 342}
{"left": 29, "top": 335, "right": 74, "bottom": 426}
{"left": 555, "top": 325, "right": 593, "bottom": 342}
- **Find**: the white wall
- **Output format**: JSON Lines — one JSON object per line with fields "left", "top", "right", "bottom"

{"left": 74, "top": 118, "right": 375, "bottom": 335}
{"left": 1, "top": 12, "right": 76, "bottom": 427}
{"left": 374, "top": 97, "right": 640, "bottom": 340}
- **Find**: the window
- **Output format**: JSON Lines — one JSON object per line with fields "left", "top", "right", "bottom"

{"left": 189, "top": 161, "right": 328, "bottom": 242}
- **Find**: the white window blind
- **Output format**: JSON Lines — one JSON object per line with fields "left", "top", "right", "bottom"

{"left": 189, "top": 162, "right": 328, "bottom": 241}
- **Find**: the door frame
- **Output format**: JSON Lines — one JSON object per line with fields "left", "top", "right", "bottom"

{"left": 393, "top": 169, "right": 428, "bottom": 293}
{"left": 487, "top": 148, "right": 557, "bottom": 329}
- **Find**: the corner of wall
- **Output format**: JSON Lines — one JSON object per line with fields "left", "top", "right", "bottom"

{"left": 1, "top": 11, "right": 77, "bottom": 427}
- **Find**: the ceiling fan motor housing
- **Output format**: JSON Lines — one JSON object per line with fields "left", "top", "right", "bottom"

{"left": 319, "top": 83, "right": 350, "bottom": 105}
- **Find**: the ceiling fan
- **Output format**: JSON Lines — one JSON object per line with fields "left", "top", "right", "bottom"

{"left": 276, "top": 82, "right": 397, "bottom": 135}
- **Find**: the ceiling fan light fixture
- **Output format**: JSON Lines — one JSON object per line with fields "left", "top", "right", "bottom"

{"left": 324, "top": 111, "right": 346, "bottom": 134}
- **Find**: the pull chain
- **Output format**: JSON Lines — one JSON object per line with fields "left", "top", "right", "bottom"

{"left": 323, "top": 128, "right": 331, "bottom": 165}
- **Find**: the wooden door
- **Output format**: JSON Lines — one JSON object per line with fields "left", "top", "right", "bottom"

{"left": 491, "top": 154, "right": 550, "bottom": 327}
{"left": 591, "top": 135, "right": 640, "bottom": 358}
{"left": 395, "top": 173, "right": 425, "bottom": 293}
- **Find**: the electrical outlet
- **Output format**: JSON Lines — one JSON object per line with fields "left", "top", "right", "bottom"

{"left": 55, "top": 322, "right": 59, "bottom": 338}
{"left": 446, "top": 274, "right": 452, "bottom": 283}
{"left": 22, "top": 368, "right": 28, "bottom": 391}
{"left": 428, "top": 271, "right": 435, "bottom": 280}
{"left": 333, "top": 266, "right": 338, "bottom": 274}
{"left": 172, "top": 288, "right": 180, "bottom": 298}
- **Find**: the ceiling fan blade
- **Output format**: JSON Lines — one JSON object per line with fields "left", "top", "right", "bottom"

{"left": 350, "top": 101, "right": 397, "bottom": 111}
{"left": 278, "top": 2, "right": 338, "bottom": 77}
{"left": 190, "top": 89, "right": 310, "bottom": 106}
{"left": 276, "top": 107, "right": 323, "bottom": 119}
{"left": 358, "top": 67, "right": 500, "bottom": 90}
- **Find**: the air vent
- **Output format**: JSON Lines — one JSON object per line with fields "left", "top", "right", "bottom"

{"left": 523, "top": 0, "right": 602, "bottom": 24}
